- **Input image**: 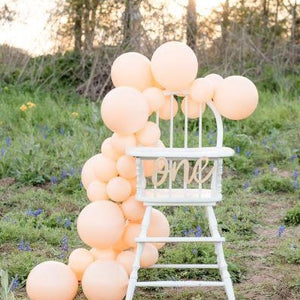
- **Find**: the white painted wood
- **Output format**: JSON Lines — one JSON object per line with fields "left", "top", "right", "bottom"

{"left": 126, "top": 97, "right": 236, "bottom": 300}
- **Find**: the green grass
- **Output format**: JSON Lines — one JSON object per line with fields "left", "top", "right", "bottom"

{"left": 0, "top": 84, "right": 299, "bottom": 299}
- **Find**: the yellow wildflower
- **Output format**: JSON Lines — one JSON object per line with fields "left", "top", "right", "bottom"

{"left": 20, "top": 104, "right": 28, "bottom": 112}
{"left": 27, "top": 101, "right": 36, "bottom": 108}
{"left": 71, "top": 112, "right": 79, "bottom": 117}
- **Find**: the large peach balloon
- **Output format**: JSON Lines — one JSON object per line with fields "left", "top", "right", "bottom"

{"left": 111, "top": 133, "right": 137, "bottom": 155}
{"left": 142, "top": 87, "right": 165, "bottom": 114}
{"left": 151, "top": 41, "right": 198, "bottom": 91}
{"left": 87, "top": 180, "right": 108, "bottom": 201}
{"left": 77, "top": 201, "right": 125, "bottom": 249}
{"left": 90, "top": 248, "right": 117, "bottom": 262}
{"left": 214, "top": 76, "right": 259, "bottom": 120}
{"left": 82, "top": 261, "right": 128, "bottom": 300}
{"left": 81, "top": 154, "right": 101, "bottom": 189}
{"left": 93, "top": 154, "right": 118, "bottom": 183}
{"left": 117, "top": 155, "right": 137, "bottom": 179}
{"left": 116, "top": 250, "right": 135, "bottom": 275}
{"left": 106, "top": 176, "right": 132, "bottom": 202}
{"left": 204, "top": 73, "right": 223, "bottom": 95}
{"left": 111, "top": 52, "right": 153, "bottom": 91}
{"left": 189, "top": 78, "right": 214, "bottom": 103}
{"left": 181, "top": 97, "right": 206, "bottom": 119}
{"left": 159, "top": 95, "right": 178, "bottom": 120}
{"left": 101, "top": 137, "right": 120, "bottom": 161}
{"left": 121, "top": 196, "right": 145, "bottom": 222}
{"left": 101, "top": 87, "right": 149, "bottom": 135}
{"left": 143, "top": 160, "right": 156, "bottom": 177}
{"left": 136, "top": 121, "right": 161, "bottom": 146}
{"left": 68, "top": 248, "right": 94, "bottom": 281}
{"left": 26, "top": 261, "right": 78, "bottom": 300}
{"left": 148, "top": 209, "right": 170, "bottom": 249}
{"left": 113, "top": 232, "right": 130, "bottom": 252}
{"left": 135, "top": 243, "right": 159, "bottom": 268}
{"left": 123, "top": 222, "right": 141, "bottom": 248}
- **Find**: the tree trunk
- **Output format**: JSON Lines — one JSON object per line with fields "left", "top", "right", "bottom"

{"left": 74, "top": 1, "right": 83, "bottom": 51}
{"left": 186, "top": 0, "right": 197, "bottom": 53}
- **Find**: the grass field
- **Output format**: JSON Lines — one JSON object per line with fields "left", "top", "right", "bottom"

{"left": 0, "top": 84, "right": 299, "bottom": 299}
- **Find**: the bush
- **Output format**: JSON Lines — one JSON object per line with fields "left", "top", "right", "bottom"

{"left": 284, "top": 203, "right": 300, "bottom": 226}
{"left": 252, "top": 174, "right": 294, "bottom": 193}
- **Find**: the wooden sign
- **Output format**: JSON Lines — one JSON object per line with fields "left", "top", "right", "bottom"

{"left": 151, "top": 157, "right": 215, "bottom": 187}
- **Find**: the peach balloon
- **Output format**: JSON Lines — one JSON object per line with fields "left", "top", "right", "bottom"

{"left": 136, "top": 121, "right": 161, "bottom": 146}
{"left": 189, "top": 78, "right": 214, "bottom": 103}
{"left": 111, "top": 132, "right": 137, "bottom": 155}
{"left": 68, "top": 248, "right": 94, "bottom": 281}
{"left": 106, "top": 177, "right": 132, "bottom": 202}
{"left": 181, "top": 97, "right": 206, "bottom": 119}
{"left": 123, "top": 222, "right": 141, "bottom": 248}
{"left": 81, "top": 154, "right": 101, "bottom": 189}
{"left": 151, "top": 41, "right": 198, "bottom": 91}
{"left": 121, "top": 196, "right": 145, "bottom": 222}
{"left": 148, "top": 208, "right": 170, "bottom": 249}
{"left": 143, "top": 160, "right": 156, "bottom": 177}
{"left": 113, "top": 232, "right": 130, "bottom": 252}
{"left": 214, "top": 76, "right": 259, "bottom": 120}
{"left": 26, "top": 261, "right": 78, "bottom": 300}
{"left": 87, "top": 180, "right": 108, "bottom": 201}
{"left": 135, "top": 243, "right": 159, "bottom": 268}
{"left": 204, "top": 73, "right": 223, "bottom": 95}
{"left": 93, "top": 154, "right": 118, "bottom": 183}
{"left": 129, "top": 177, "right": 137, "bottom": 195}
{"left": 101, "top": 87, "right": 149, "bottom": 135}
{"left": 77, "top": 201, "right": 125, "bottom": 249}
{"left": 116, "top": 250, "right": 135, "bottom": 275}
{"left": 111, "top": 52, "right": 153, "bottom": 91}
{"left": 142, "top": 87, "right": 165, "bottom": 114}
{"left": 117, "top": 155, "right": 137, "bottom": 179}
{"left": 159, "top": 95, "right": 179, "bottom": 120}
{"left": 90, "top": 248, "right": 117, "bottom": 262}
{"left": 101, "top": 137, "right": 120, "bottom": 161}
{"left": 82, "top": 261, "right": 128, "bottom": 300}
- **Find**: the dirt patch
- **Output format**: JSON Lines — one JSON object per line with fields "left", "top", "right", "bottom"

{"left": 0, "top": 177, "right": 15, "bottom": 187}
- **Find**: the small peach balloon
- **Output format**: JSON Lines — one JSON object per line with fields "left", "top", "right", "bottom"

{"left": 81, "top": 154, "right": 101, "bottom": 189}
{"left": 82, "top": 261, "right": 128, "bottom": 300}
{"left": 111, "top": 52, "right": 153, "bottom": 91}
{"left": 129, "top": 177, "right": 137, "bottom": 195}
{"left": 90, "top": 248, "right": 117, "bottom": 262}
{"left": 113, "top": 232, "right": 130, "bottom": 252}
{"left": 68, "top": 248, "right": 94, "bottom": 281}
{"left": 77, "top": 201, "right": 125, "bottom": 249}
{"left": 26, "top": 261, "right": 78, "bottom": 300}
{"left": 106, "top": 177, "right": 132, "bottom": 202}
{"left": 121, "top": 196, "right": 145, "bottom": 222}
{"left": 214, "top": 76, "right": 259, "bottom": 120}
{"left": 135, "top": 243, "right": 159, "bottom": 268}
{"left": 181, "top": 97, "right": 206, "bottom": 119}
{"left": 148, "top": 209, "right": 170, "bottom": 249}
{"left": 116, "top": 155, "right": 137, "bottom": 179}
{"left": 93, "top": 154, "right": 118, "bottom": 183}
{"left": 123, "top": 222, "right": 141, "bottom": 248}
{"left": 87, "top": 180, "right": 108, "bottom": 201}
{"left": 101, "top": 137, "right": 120, "bottom": 161}
{"left": 142, "top": 87, "right": 165, "bottom": 114}
{"left": 136, "top": 121, "right": 161, "bottom": 146}
{"left": 111, "top": 133, "right": 137, "bottom": 155}
{"left": 189, "top": 78, "right": 214, "bottom": 103}
{"left": 151, "top": 41, "right": 198, "bottom": 91}
{"left": 101, "top": 87, "right": 149, "bottom": 135}
{"left": 159, "top": 95, "right": 179, "bottom": 120}
{"left": 204, "top": 73, "right": 223, "bottom": 95}
{"left": 116, "top": 250, "right": 135, "bottom": 275}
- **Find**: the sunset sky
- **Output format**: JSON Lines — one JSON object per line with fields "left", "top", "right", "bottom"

{"left": 0, "top": 0, "right": 227, "bottom": 56}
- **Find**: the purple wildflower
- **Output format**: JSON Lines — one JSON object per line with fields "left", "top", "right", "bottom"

{"left": 293, "top": 170, "right": 298, "bottom": 181}
{"left": 195, "top": 226, "right": 202, "bottom": 237}
{"left": 193, "top": 249, "right": 197, "bottom": 254}
{"left": 236, "top": 146, "right": 241, "bottom": 154}
{"left": 60, "top": 127, "right": 64, "bottom": 135}
{"left": 245, "top": 151, "right": 251, "bottom": 157}
{"left": 290, "top": 155, "right": 297, "bottom": 161}
{"left": 254, "top": 168, "right": 259, "bottom": 176}
{"left": 61, "top": 235, "right": 68, "bottom": 252}
{"left": 270, "top": 163, "right": 274, "bottom": 172}
{"left": 10, "top": 278, "right": 19, "bottom": 292}
{"left": 18, "top": 240, "right": 25, "bottom": 251}
{"left": 278, "top": 225, "right": 285, "bottom": 237}
{"left": 1, "top": 148, "right": 6, "bottom": 156}
{"left": 65, "top": 219, "right": 71, "bottom": 228}
{"left": 62, "top": 169, "right": 67, "bottom": 179}
{"left": 5, "top": 136, "right": 11, "bottom": 146}
{"left": 233, "top": 214, "right": 238, "bottom": 222}
{"left": 51, "top": 176, "right": 57, "bottom": 185}
{"left": 243, "top": 182, "right": 249, "bottom": 189}
{"left": 33, "top": 209, "right": 43, "bottom": 217}
{"left": 69, "top": 167, "right": 75, "bottom": 176}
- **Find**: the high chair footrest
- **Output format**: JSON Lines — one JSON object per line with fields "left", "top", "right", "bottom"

{"left": 135, "top": 280, "right": 225, "bottom": 287}
{"left": 136, "top": 237, "right": 225, "bottom": 243}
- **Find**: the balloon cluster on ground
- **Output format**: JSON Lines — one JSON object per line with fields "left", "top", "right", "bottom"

{"left": 26, "top": 41, "right": 258, "bottom": 300}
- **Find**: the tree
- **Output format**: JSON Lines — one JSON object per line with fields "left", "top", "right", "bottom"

{"left": 186, "top": 0, "right": 197, "bottom": 52}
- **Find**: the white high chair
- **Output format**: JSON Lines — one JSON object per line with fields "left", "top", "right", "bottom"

{"left": 125, "top": 92, "right": 235, "bottom": 300}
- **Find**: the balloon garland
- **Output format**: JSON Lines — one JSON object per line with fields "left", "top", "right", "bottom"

{"left": 26, "top": 41, "right": 258, "bottom": 300}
